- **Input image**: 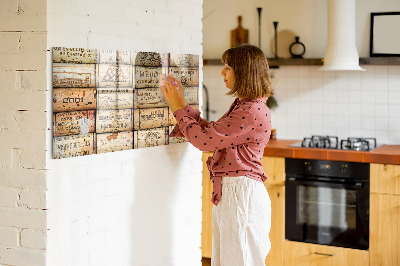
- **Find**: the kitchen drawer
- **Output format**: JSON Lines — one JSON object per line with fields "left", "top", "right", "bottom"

{"left": 284, "top": 241, "right": 369, "bottom": 266}
{"left": 370, "top": 163, "right": 400, "bottom": 196}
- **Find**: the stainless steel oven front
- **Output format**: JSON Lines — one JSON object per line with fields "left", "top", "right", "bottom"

{"left": 285, "top": 158, "right": 369, "bottom": 250}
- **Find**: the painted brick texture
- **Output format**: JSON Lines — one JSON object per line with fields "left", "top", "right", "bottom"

{"left": 0, "top": 0, "right": 48, "bottom": 265}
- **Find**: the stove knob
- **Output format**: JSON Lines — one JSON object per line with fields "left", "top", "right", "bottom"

{"left": 340, "top": 164, "right": 347, "bottom": 174}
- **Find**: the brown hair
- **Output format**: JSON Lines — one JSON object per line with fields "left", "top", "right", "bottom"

{"left": 221, "top": 44, "right": 273, "bottom": 99}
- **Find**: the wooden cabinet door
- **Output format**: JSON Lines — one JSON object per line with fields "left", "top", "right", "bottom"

{"left": 370, "top": 193, "right": 400, "bottom": 266}
{"left": 370, "top": 163, "right": 400, "bottom": 195}
{"left": 262, "top": 156, "right": 285, "bottom": 186}
{"left": 265, "top": 184, "right": 284, "bottom": 266}
{"left": 202, "top": 152, "right": 213, "bottom": 258}
{"left": 284, "top": 241, "right": 369, "bottom": 266}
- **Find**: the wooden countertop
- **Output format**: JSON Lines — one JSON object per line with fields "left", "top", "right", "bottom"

{"left": 263, "top": 139, "right": 400, "bottom": 165}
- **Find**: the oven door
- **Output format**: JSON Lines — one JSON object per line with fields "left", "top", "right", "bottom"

{"left": 285, "top": 177, "right": 369, "bottom": 250}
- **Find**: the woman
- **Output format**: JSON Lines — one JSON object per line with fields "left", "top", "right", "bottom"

{"left": 160, "top": 45, "right": 273, "bottom": 266}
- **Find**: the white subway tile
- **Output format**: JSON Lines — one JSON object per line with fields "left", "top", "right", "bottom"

{"left": 388, "top": 91, "right": 400, "bottom": 105}
{"left": 388, "top": 65, "right": 400, "bottom": 76}
{"left": 285, "top": 66, "right": 298, "bottom": 77}
{"left": 389, "top": 104, "right": 400, "bottom": 117}
{"left": 348, "top": 103, "right": 362, "bottom": 116}
{"left": 361, "top": 90, "right": 375, "bottom": 104}
{"left": 362, "top": 116, "right": 375, "bottom": 130}
{"left": 298, "top": 77, "right": 311, "bottom": 89}
{"left": 374, "top": 117, "right": 389, "bottom": 131}
{"left": 323, "top": 103, "right": 336, "bottom": 116}
{"left": 286, "top": 77, "right": 299, "bottom": 89}
{"left": 388, "top": 117, "right": 400, "bottom": 131}
{"left": 348, "top": 116, "right": 362, "bottom": 129}
{"left": 374, "top": 65, "right": 388, "bottom": 77}
{"left": 348, "top": 90, "right": 362, "bottom": 103}
{"left": 349, "top": 128, "right": 362, "bottom": 137}
{"left": 375, "top": 104, "right": 389, "bottom": 117}
{"left": 361, "top": 104, "right": 374, "bottom": 117}
{"left": 374, "top": 90, "right": 388, "bottom": 104}
{"left": 374, "top": 130, "right": 389, "bottom": 144}
{"left": 336, "top": 115, "right": 348, "bottom": 129}
{"left": 336, "top": 103, "right": 349, "bottom": 116}
{"left": 388, "top": 76, "right": 400, "bottom": 91}
{"left": 336, "top": 90, "right": 349, "bottom": 104}
{"left": 388, "top": 131, "right": 400, "bottom": 143}
{"left": 298, "top": 67, "right": 311, "bottom": 78}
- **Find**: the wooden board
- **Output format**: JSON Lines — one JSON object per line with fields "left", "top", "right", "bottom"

{"left": 370, "top": 193, "right": 400, "bottom": 266}
{"left": 134, "top": 127, "right": 168, "bottom": 148}
{"left": 133, "top": 107, "right": 169, "bottom": 130}
{"left": 370, "top": 163, "right": 400, "bottom": 195}
{"left": 284, "top": 241, "right": 369, "bottom": 266}
{"left": 53, "top": 88, "right": 97, "bottom": 112}
{"left": 53, "top": 110, "right": 96, "bottom": 137}
{"left": 201, "top": 152, "right": 214, "bottom": 258}
{"left": 96, "top": 131, "right": 134, "bottom": 154}
{"left": 53, "top": 47, "right": 96, "bottom": 64}
{"left": 96, "top": 109, "right": 133, "bottom": 133}
{"left": 53, "top": 63, "right": 96, "bottom": 88}
{"left": 97, "top": 87, "right": 134, "bottom": 110}
{"left": 53, "top": 133, "right": 95, "bottom": 159}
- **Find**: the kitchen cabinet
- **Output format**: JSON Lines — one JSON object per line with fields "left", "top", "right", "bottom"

{"left": 370, "top": 163, "right": 400, "bottom": 266}
{"left": 202, "top": 152, "right": 213, "bottom": 258}
{"left": 284, "top": 241, "right": 369, "bottom": 266}
{"left": 261, "top": 156, "right": 285, "bottom": 266}
{"left": 201, "top": 154, "right": 286, "bottom": 265}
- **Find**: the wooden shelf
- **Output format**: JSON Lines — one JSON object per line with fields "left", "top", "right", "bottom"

{"left": 203, "top": 58, "right": 323, "bottom": 67}
{"left": 359, "top": 57, "right": 400, "bottom": 65}
{"left": 203, "top": 57, "right": 400, "bottom": 67}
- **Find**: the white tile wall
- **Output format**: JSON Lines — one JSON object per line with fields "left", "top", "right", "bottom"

{"left": 204, "top": 65, "right": 400, "bottom": 144}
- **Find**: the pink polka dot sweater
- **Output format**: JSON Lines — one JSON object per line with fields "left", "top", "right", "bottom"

{"left": 170, "top": 97, "right": 272, "bottom": 206}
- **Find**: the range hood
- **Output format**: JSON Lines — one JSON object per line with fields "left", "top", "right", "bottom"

{"left": 320, "top": 0, "right": 365, "bottom": 71}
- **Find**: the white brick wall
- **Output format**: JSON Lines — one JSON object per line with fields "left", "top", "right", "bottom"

{"left": 0, "top": 0, "right": 48, "bottom": 265}
{"left": 46, "top": 1, "right": 203, "bottom": 266}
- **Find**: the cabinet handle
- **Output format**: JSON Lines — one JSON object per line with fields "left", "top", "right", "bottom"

{"left": 314, "top": 252, "right": 335, "bottom": 257}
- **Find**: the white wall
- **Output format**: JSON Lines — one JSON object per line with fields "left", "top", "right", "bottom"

{"left": 0, "top": 0, "right": 48, "bottom": 265}
{"left": 203, "top": 0, "right": 400, "bottom": 58}
{"left": 46, "top": 0, "right": 203, "bottom": 266}
{"left": 203, "top": 0, "right": 400, "bottom": 145}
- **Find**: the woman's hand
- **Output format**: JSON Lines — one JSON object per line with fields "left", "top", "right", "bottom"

{"left": 160, "top": 74, "right": 186, "bottom": 113}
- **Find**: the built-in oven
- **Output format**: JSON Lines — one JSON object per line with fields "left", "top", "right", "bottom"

{"left": 285, "top": 158, "right": 370, "bottom": 250}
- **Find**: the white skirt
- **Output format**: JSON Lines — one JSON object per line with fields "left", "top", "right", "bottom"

{"left": 212, "top": 176, "right": 271, "bottom": 266}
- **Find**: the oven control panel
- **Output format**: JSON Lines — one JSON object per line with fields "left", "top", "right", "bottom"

{"left": 286, "top": 158, "right": 369, "bottom": 180}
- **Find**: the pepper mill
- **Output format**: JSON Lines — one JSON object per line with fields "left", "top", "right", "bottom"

{"left": 273, "top": 21, "right": 279, "bottom": 58}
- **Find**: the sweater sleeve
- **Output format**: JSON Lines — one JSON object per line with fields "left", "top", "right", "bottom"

{"left": 173, "top": 106, "right": 257, "bottom": 151}
{"left": 170, "top": 104, "right": 211, "bottom": 137}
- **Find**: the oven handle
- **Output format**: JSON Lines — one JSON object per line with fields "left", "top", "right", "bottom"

{"left": 286, "top": 177, "right": 364, "bottom": 189}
